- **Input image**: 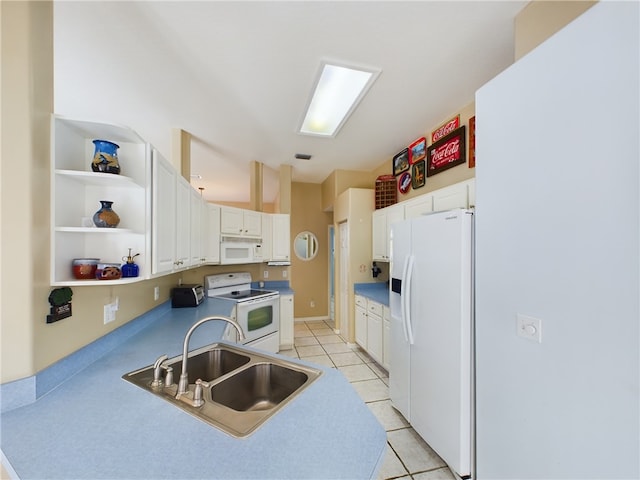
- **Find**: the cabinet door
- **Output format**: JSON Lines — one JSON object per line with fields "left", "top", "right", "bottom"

{"left": 433, "top": 182, "right": 468, "bottom": 212}
{"left": 386, "top": 206, "right": 404, "bottom": 259}
{"left": 261, "top": 213, "right": 273, "bottom": 260}
{"left": 190, "top": 189, "right": 202, "bottom": 266}
{"left": 175, "top": 175, "right": 191, "bottom": 268}
{"left": 355, "top": 306, "right": 368, "bottom": 349}
{"left": 383, "top": 306, "right": 391, "bottom": 370}
{"left": 367, "top": 312, "right": 383, "bottom": 365}
{"left": 152, "top": 153, "right": 177, "bottom": 275}
{"left": 271, "top": 214, "right": 290, "bottom": 261}
{"left": 466, "top": 178, "right": 476, "bottom": 208}
{"left": 243, "top": 210, "right": 262, "bottom": 237}
{"left": 405, "top": 194, "right": 434, "bottom": 219}
{"left": 279, "top": 294, "right": 294, "bottom": 350}
{"left": 201, "top": 203, "right": 220, "bottom": 264}
{"left": 372, "top": 210, "right": 387, "bottom": 261}
{"left": 220, "top": 207, "right": 244, "bottom": 235}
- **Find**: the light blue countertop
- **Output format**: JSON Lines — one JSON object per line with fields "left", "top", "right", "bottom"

{"left": 354, "top": 283, "right": 390, "bottom": 306}
{"left": 1, "top": 298, "right": 386, "bottom": 479}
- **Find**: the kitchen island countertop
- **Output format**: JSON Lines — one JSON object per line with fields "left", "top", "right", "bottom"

{"left": 0, "top": 298, "right": 386, "bottom": 479}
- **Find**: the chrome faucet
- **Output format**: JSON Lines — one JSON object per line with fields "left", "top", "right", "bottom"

{"left": 176, "top": 315, "right": 246, "bottom": 396}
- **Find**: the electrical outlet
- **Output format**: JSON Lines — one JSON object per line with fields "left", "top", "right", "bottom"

{"left": 104, "top": 304, "right": 116, "bottom": 324}
{"left": 282, "top": 270, "right": 287, "bottom": 278}
{"left": 310, "top": 300, "right": 315, "bottom": 308}
{"left": 263, "top": 270, "right": 269, "bottom": 279}
{"left": 154, "top": 286, "right": 160, "bottom": 301}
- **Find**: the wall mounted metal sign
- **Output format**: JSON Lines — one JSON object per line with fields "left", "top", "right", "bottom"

{"left": 408, "top": 137, "right": 427, "bottom": 164}
{"left": 393, "top": 148, "right": 410, "bottom": 176}
{"left": 427, "top": 126, "right": 466, "bottom": 177}
{"left": 431, "top": 115, "right": 460, "bottom": 143}
{"left": 411, "top": 161, "right": 426, "bottom": 189}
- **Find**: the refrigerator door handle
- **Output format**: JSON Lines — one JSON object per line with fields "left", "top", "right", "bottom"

{"left": 405, "top": 254, "right": 415, "bottom": 345}
{"left": 400, "top": 256, "right": 410, "bottom": 342}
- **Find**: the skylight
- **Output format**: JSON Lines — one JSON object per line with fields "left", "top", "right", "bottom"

{"left": 299, "top": 62, "right": 380, "bottom": 137}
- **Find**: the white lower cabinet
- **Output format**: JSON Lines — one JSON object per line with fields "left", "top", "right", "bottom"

{"left": 279, "top": 294, "right": 294, "bottom": 350}
{"left": 367, "top": 304, "right": 383, "bottom": 365}
{"left": 354, "top": 294, "right": 386, "bottom": 367}
{"left": 355, "top": 295, "right": 368, "bottom": 349}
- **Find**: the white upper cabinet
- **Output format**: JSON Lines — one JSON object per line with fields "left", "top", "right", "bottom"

{"left": 404, "top": 193, "right": 434, "bottom": 219}
{"left": 50, "top": 115, "right": 150, "bottom": 285}
{"left": 372, "top": 204, "right": 404, "bottom": 262}
{"left": 260, "top": 213, "right": 291, "bottom": 263}
{"left": 372, "top": 210, "right": 387, "bottom": 261}
{"left": 151, "top": 151, "right": 177, "bottom": 275}
{"left": 371, "top": 179, "right": 475, "bottom": 262}
{"left": 201, "top": 203, "right": 220, "bottom": 264}
{"left": 221, "top": 206, "right": 262, "bottom": 238}
{"left": 151, "top": 151, "right": 191, "bottom": 274}
{"left": 271, "top": 214, "right": 290, "bottom": 262}
{"left": 174, "top": 174, "right": 191, "bottom": 269}
{"left": 189, "top": 188, "right": 202, "bottom": 266}
{"left": 432, "top": 181, "right": 468, "bottom": 212}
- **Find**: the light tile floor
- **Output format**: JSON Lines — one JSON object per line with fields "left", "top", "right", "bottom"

{"left": 280, "top": 319, "right": 456, "bottom": 480}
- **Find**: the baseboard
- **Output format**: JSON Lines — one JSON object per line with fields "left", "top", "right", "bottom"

{"left": 293, "top": 316, "right": 331, "bottom": 322}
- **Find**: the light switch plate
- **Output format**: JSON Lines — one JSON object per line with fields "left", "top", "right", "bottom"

{"left": 517, "top": 314, "right": 542, "bottom": 343}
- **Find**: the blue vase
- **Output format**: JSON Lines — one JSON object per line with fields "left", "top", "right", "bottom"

{"left": 91, "top": 139, "right": 120, "bottom": 174}
{"left": 93, "top": 201, "right": 120, "bottom": 228}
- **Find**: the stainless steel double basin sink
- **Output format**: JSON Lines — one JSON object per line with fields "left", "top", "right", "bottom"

{"left": 123, "top": 343, "right": 322, "bottom": 437}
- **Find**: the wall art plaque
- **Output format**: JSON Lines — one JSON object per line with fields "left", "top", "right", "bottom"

{"left": 427, "top": 125, "right": 466, "bottom": 177}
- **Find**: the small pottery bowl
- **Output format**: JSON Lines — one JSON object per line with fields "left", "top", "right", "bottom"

{"left": 95, "top": 263, "right": 122, "bottom": 280}
{"left": 72, "top": 258, "right": 99, "bottom": 280}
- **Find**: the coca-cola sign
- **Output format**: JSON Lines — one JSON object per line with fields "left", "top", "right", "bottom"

{"left": 427, "top": 126, "right": 466, "bottom": 177}
{"left": 431, "top": 115, "right": 460, "bottom": 143}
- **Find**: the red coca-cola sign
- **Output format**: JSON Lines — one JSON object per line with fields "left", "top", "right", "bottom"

{"left": 431, "top": 115, "right": 460, "bottom": 143}
{"left": 427, "top": 126, "right": 466, "bottom": 177}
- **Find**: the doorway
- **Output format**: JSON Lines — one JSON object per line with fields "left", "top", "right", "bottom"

{"left": 338, "top": 221, "right": 350, "bottom": 341}
{"left": 328, "top": 225, "right": 335, "bottom": 323}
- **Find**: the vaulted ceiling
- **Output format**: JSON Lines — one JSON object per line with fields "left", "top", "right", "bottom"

{"left": 53, "top": 1, "right": 527, "bottom": 203}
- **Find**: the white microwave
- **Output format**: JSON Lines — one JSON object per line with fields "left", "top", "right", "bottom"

{"left": 220, "top": 240, "right": 263, "bottom": 264}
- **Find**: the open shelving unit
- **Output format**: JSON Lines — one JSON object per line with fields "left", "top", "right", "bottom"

{"left": 50, "top": 116, "right": 151, "bottom": 286}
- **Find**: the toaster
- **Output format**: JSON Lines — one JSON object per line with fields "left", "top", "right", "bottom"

{"left": 171, "top": 284, "right": 205, "bottom": 308}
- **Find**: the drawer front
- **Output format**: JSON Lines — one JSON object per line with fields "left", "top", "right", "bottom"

{"left": 367, "top": 300, "right": 383, "bottom": 317}
{"left": 355, "top": 295, "right": 366, "bottom": 308}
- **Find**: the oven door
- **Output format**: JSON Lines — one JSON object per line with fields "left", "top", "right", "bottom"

{"left": 225, "top": 295, "right": 280, "bottom": 351}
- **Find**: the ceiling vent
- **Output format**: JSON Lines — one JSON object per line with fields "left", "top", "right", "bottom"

{"left": 294, "top": 153, "right": 312, "bottom": 160}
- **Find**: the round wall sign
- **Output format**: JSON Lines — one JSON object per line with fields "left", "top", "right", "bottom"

{"left": 398, "top": 171, "right": 412, "bottom": 194}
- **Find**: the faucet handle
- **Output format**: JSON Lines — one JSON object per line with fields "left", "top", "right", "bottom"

{"left": 193, "top": 379, "right": 207, "bottom": 407}
{"left": 164, "top": 366, "right": 174, "bottom": 387}
{"left": 151, "top": 354, "right": 169, "bottom": 388}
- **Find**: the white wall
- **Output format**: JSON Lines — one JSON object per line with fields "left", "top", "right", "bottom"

{"left": 475, "top": 2, "right": 639, "bottom": 479}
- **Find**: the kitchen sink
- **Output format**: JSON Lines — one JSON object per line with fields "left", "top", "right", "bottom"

{"left": 211, "top": 363, "right": 309, "bottom": 412}
{"left": 122, "top": 343, "right": 322, "bottom": 437}
{"left": 164, "top": 347, "right": 250, "bottom": 384}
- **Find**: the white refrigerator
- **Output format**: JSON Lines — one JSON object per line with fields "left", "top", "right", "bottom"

{"left": 389, "top": 208, "right": 473, "bottom": 479}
